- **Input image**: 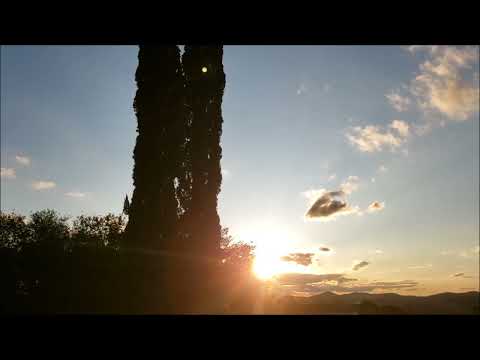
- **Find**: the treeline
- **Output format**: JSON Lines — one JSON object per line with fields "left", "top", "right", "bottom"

{"left": 0, "top": 210, "right": 258, "bottom": 314}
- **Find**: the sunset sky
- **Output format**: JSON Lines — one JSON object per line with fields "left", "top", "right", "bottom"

{"left": 1, "top": 45, "right": 478, "bottom": 296}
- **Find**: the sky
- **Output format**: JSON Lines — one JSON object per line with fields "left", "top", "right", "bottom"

{"left": 1, "top": 45, "right": 479, "bottom": 296}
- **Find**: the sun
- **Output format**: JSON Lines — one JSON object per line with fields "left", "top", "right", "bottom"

{"left": 236, "top": 220, "right": 306, "bottom": 280}
{"left": 252, "top": 252, "right": 283, "bottom": 280}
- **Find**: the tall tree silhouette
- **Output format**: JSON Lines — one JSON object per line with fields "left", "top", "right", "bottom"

{"left": 123, "top": 194, "right": 130, "bottom": 216}
{"left": 124, "top": 46, "right": 185, "bottom": 251}
{"left": 180, "top": 46, "right": 226, "bottom": 259}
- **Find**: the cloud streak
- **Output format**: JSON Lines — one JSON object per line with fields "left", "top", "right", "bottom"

{"left": 65, "top": 192, "right": 86, "bottom": 198}
{"left": 281, "top": 253, "right": 315, "bottom": 266}
{"left": 345, "top": 120, "right": 410, "bottom": 153}
{"left": 32, "top": 180, "right": 56, "bottom": 190}
{"left": 278, "top": 274, "right": 418, "bottom": 295}
{"left": 15, "top": 155, "right": 31, "bottom": 166}
{"left": 1, "top": 168, "right": 16, "bottom": 179}
{"left": 352, "top": 260, "right": 369, "bottom": 271}
{"left": 386, "top": 91, "right": 411, "bottom": 112}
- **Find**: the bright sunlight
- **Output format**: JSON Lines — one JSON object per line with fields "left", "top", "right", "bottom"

{"left": 237, "top": 220, "right": 309, "bottom": 280}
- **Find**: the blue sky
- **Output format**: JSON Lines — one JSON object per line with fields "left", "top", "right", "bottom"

{"left": 1, "top": 45, "right": 478, "bottom": 295}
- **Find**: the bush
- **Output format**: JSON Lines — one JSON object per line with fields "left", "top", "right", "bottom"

{"left": 70, "top": 213, "right": 126, "bottom": 250}
{"left": 28, "top": 209, "right": 70, "bottom": 252}
{"left": 0, "top": 212, "right": 32, "bottom": 249}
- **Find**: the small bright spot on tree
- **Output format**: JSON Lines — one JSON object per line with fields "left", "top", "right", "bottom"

{"left": 202, "top": 66, "right": 208, "bottom": 73}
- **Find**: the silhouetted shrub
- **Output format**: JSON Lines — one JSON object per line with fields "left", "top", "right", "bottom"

{"left": 0, "top": 211, "right": 32, "bottom": 249}
{"left": 70, "top": 213, "right": 126, "bottom": 250}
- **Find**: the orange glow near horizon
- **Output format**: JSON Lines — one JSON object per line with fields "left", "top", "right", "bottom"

{"left": 237, "top": 221, "right": 308, "bottom": 280}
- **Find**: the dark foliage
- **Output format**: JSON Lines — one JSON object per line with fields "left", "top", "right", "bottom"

{"left": 180, "top": 45, "right": 226, "bottom": 259}
{"left": 123, "top": 194, "right": 130, "bottom": 216}
{"left": 0, "top": 209, "right": 259, "bottom": 314}
{"left": 124, "top": 45, "right": 186, "bottom": 251}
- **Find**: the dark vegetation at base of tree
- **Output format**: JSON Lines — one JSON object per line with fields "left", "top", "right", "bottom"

{"left": 0, "top": 210, "right": 259, "bottom": 314}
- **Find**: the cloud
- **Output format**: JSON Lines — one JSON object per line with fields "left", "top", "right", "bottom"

{"left": 458, "top": 245, "right": 480, "bottom": 258}
{"left": 390, "top": 119, "right": 410, "bottom": 137}
{"left": 15, "top": 155, "right": 31, "bottom": 166}
{"left": 274, "top": 273, "right": 357, "bottom": 286}
{"left": 304, "top": 189, "right": 359, "bottom": 222}
{"left": 296, "top": 83, "right": 308, "bottom": 95}
{"left": 65, "top": 192, "right": 86, "bottom": 198}
{"left": 369, "top": 249, "right": 384, "bottom": 255}
{"left": 345, "top": 120, "right": 410, "bottom": 153}
{"left": 32, "top": 180, "right": 56, "bottom": 190}
{"left": 386, "top": 91, "right": 411, "bottom": 112}
{"left": 281, "top": 253, "right": 315, "bottom": 266}
{"left": 378, "top": 165, "right": 388, "bottom": 173}
{"left": 367, "top": 201, "right": 385, "bottom": 213}
{"left": 408, "top": 45, "right": 479, "bottom": 121}
{"left": 340, "top": 175, "right": 359, "bottom": 195}
{"left": 352, "top": 260, "right": 369, "bottom": 271}
{"left": 1, "top": 168, "right": 16, "bottom": 179}
{"left": 453, "top": 273, "right": 473, "bottom": 278}
{"left": 327, "top": 174, "right": 336, "bottom": 181}
{"left": 288, "top": 279, "right": 419, "bottom": 295}
{"left": 408, "top": 264, "right": 433, "bottom": 270}
{"left": 319, "top": 247, "right": 331, "bottom": 252}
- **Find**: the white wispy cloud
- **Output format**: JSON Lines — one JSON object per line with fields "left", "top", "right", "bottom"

{"left": 386, "top": 91, "right": 411, "bottom": 112}
{"left": 408, "top": 45, "right": 479, "bottom": 121}
{"left": 340, "top": 175, "right": 360, "bottom": 195}
{"left": 345, "top": 120, "right": 410, "bottom": 153}
{"left": 15, "top": 155, "right": 31, "bottom": 166}
{"left": 65, "top": 192, "right": 86, "bottom": 198}
{"left": 32, "top": 180, "right": 56, "bottom": 190}
{"left": 1, "top": 168, "right": 16, "bottom": 179}
{"left": 327, "top": 173, "right": 336, "bottom": 181}
{"left": 390, "top": 119, "right": 410, "bottom": 137}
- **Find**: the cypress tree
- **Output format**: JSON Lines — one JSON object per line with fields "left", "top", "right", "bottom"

{"left": 180, "top": 46, "right": 226, "bottom": 259}
{"left": 124, "top": 46, "right": 185, "bottom": 251}
{"left": 122, "top": 194, "right": 130, "bottom": 216}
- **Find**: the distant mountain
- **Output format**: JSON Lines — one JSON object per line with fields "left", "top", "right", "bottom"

{"left": 269, "top": 291, "right": 480, "bottom": 314}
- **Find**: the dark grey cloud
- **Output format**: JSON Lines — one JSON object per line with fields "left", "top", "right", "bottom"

{"left": 352, "top": 261, "right": 370, "bottom": 271}
{"left": 281, "top": 253, "right": 315, "bottom": 266}
{"left": 319, "top": 247, "right": 331, "bottom": 252}
{"left": 304, "top": 190, "right": 358, "bottom": 221}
